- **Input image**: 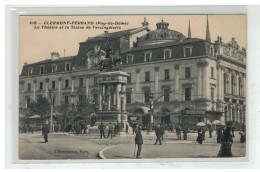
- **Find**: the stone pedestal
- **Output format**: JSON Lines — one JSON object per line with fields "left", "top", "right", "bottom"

{"left": 95, "top": 71, "right": 130, "bottom": 130}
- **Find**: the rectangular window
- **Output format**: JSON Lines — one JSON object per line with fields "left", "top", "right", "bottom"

{"left": 185, "top": 88, "right": 191, "bottom": 101}
{"left": 185, "top": 48, "right": 191, "bottom": 57}
{"left": 211, "top": 88, "right": 214, "bottom": 101}
{"left": 66, "top": 64, "right": 70, "bottom": 71}
{"left": 52, "top": 81, "right": 55, "bottom": 89}
{"left": 145, "top": 71, "right": 150, "bottom": 82}
{"left": 185, "top": 67, "right": 191, "bottom": 78}
{"left": 127, "top": 56, "right": 133, "bottom": 63}
{"left": 127, "top": 73, "right": 131, "bottom": 84}
{"left": 165, "top": 69, "right": 170, "bottom": 80}
{"left": 94, "top": 77, "right": 98, "bottom": 86}
{"left": 27, "top": 83, "right": 31, "bottom": 91}
{"left": 144, "top": 90, "right": 150, "bottom": 103}
{"left": 126, "top": 92, "right": 131, "bottom": 103}
{"left": 164, "top": 89, "right": 170, "bottom": 102}
{"left": 65, "top": 80, "right": 69, "bottom": 88}
{"left": 145, "top": 53, "right": 151, "bottom": 62}
{"left": 165, "top": 51, "right": 170, "bottom": 59}
{"left": 65, "top": 96, "right": 69, "bottom": 105}
{"left": 211, "top": 67, "right": 214, "bottom": 78}
{"left": 52, "top": 65, "right": 57, "bottom": 72}
{"left": 79, "top": 78, "right": 83, "bottom": 87}
{"left": 40, "top": 67, "right": 44, "bottom": 74}
{"left": 39, "top": 82, "right": 43, "bottom": 90}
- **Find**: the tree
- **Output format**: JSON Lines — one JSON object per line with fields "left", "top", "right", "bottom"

{"left": 28, "top": 96, "right": 51, "bottom": 118}
{"left": 76, "top": 95, "right": 96, "bottom": 120}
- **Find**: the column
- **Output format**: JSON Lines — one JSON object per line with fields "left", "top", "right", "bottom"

{"left": 33, "top": 80, "right": 37, "bottom": 101}
{"left": 217, "top": 64, "right": 221, "bottom": 100}
{"left": 71, "top": 76, "right": 75, "bottom": 92}
{"left": 174, "top": 64, "right": 180, "bottom": 100}
{"left": 20, "top": 81, "right": 25, "bottom": 108}
{"left": 107, "top": 85, "right": 111, "bottom": 111}
{"left": 154, "top": 66, "right": 159, "bottom": 91}
{"left": 242, "top": 74, "right": 246, "bottom": 97}
{"left": 102, "top": 84, "right": 105, "bottom": 110}
{"left": 135, "top": 69, "right": 140, "bottom": 92}
{"left": 122, "top": 84, "right": 126, "bottom": 111}
{"left": 58, "top": 77, "right": 62, "bottom": 105}
{"left": 236, "top": 72, "right": 239, "bottom": 96}
{"left": 86, "top": 77, "right": 89, "bottom": 97}
{"left": 116, "top": 83, "right": 122, "bottom": 110}
{"left": 45, "top": 78, "right": 49, "bottom": 98}
{"left": 228, "top": 69, "right": 232, "bottom": 94}
{"left": 197, "top": 62, "right": 202, "bottom": 99}
{"left": 99, "top": 84, "right": 103, "bottom": 111}
{"left": 220, "top": 68, "right": 224, "bottom": 100}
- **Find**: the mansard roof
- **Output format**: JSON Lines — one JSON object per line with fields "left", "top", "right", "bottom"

{"left": 122, "top": 38, "right": 206, "bottom": 53}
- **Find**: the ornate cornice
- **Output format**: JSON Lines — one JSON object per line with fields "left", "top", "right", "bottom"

{"left": 197, "top": 60, "right": 209, "bottom": 67}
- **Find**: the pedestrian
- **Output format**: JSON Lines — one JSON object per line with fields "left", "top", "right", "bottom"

{"left": 176, "top": 125, "right": 182, "bottom": 140}
{"left": 154, "top": 124, "right": 162, "bottom": 145}
{"left": 160, "top": 124, "right": 165, "bottom": 140}
{"left": 217, "top": 125, "right": 223, "bottom": 143}
{"left": 196, "top": 128, "right": 203, "bottom": 144}
{"left": 135, "top": 126, "right": 143, "bottom": 158}
{"left": 208, "top": 124, "right": 213, "bottom": 138}
{"left": 240, "top": 124, "right": 246, "bottom": 143}
{"left": 42, "top": 123, "right": 49, "bottom": 143}
{"left": 132, "top": 122, "right": 136, "bottom": 134}
{"left": 125, "top": 124, "right": 129, "bottom": 134}
{"left": 218, "top": 126, "right": 233, "bottom": 157}
{"left": 183, "top": 127, "right": 188, "bottom": 140}
{"left": 202, "top": 127, "right": 206, "bottom": 140}
{"left": 107, "top": 122, "right": 113, "bottom": 139}
{"left": 98, "top": 122, "right": 106, "bottom": 139}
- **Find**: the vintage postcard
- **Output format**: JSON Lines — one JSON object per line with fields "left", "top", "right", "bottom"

{"left": 19, "top": 14, "right": 246, "bottom": 160}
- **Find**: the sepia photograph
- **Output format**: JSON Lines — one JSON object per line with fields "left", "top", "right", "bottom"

{"left": 18, "top": 14, "right": 246, "bottom": 160}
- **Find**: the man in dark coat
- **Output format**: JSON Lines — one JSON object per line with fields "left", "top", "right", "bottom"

{"left": 176, "top": 125, "right": 182, "bottom": 140}
{"left": 132, "top": 122, "right": 136, "bottom": 134}
{"left": 183, "top": 127, "right": 188, "bottom": 140}
{"left": 107, "top": 122, "right": 113, "bottom": 139}
{"left": 160, "top": 124, "right": 165, "bottom": 140}
{"left": 196, "top": 128, "right": 203, "bottom": 144}
{"left": 154, "top": 124, "right": 162, "bottom": 145}
{"left": 208, "top": 124, "right": 213, "bottom": 138}
{"left": 202, "top": 127, "right": 206, "bottom": 140}
{"left": 135, "top": 126, "right": 143, "bottom": 158}
{"left": 98, "top": 122, "right": 106, "bottom": 139}
{"left": 42, "top": 124, "right": 49, "bottom": 143}
{"left": 125, "top": 124, "right": 129, "bottom": 134}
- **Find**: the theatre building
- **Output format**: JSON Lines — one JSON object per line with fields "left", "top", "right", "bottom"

{"left": 19, "top": 17, "right": 246, "bottom": 129}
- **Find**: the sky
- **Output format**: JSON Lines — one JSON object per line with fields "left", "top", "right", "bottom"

{"left": 19, "top": 15, "right": 246, "bottom": 73}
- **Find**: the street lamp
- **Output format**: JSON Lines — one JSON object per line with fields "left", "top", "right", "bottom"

{"left": 149, "top": 93, "right": 154, "bottom": 131}
{"left": 119, "top": 91, "right": 125, "bottom": 131}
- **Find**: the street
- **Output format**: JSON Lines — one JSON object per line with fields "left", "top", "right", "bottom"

{"left": 19, "top": 131, "right": 246, "bottom": 159}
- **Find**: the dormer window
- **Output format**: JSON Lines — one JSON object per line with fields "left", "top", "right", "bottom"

{"left": 209, "top": 46, "right": 214, "bottom": 56}
{"left": 126, "top": 54, "right": 133, "bottom": 63}
{"left": 65, "top": 63, "right": 71, "bottom": 71}
{"left": 183, "top": 46, "right": 193, "bottom": 57}
{"left": 28, "top": 67, "right": 33, "bottom": 75}
{"left": 40, "top": 66, "right": 44, "bottom": 74}
{"left": 163, "top": 49, "right": 172, "bottom": 59}
{"left": 52, "top": 64, "right": 57, "bottom": 73}
{"left": 144, "top": 52, "right": 152, "bottom": 62}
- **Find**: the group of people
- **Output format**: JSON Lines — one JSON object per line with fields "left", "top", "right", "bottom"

{"left": 19, "top": 124, "right": 34, "bottom": 134}
{"left": 98, "top": 122, "right": 130, "bottom": 139}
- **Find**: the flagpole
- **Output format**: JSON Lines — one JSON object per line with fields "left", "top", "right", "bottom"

{"left": 50, "top": 93, "right": 53, "bottom": 132}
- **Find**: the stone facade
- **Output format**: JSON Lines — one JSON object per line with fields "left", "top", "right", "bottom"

{"left": 19, "top": 18, "right": 246, "bottom": 128}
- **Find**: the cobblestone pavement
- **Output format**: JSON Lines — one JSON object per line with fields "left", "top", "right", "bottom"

{"left": 19, "top": 131, "right": 246, "bottom": 159}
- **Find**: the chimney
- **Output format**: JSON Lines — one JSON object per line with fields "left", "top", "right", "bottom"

{"left": 51, "top": 52, "right": 60, "bottom": 61}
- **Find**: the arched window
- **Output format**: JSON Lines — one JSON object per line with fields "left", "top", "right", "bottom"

{"left": 238, "top": 78, "right": 242, "bottom": 97}
{"left": 231, "top": 75, "right": 234, "bottom": 95}
{"left": 224, "top": 73, "right": 227, "bottom": 94}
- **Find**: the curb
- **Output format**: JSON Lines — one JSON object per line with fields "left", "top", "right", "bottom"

{"left": 98, "top": 145, "right": 116, "bottom": 159}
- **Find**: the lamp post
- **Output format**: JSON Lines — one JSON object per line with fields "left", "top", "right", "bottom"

{"left": 149, "top": 93, "right": 154, "bottom": 131}
{"left": 70, "top": 93, "right": 76, "bottom": 124}
{"left": 119, "top": 91, "right": 125, "bottom": 131}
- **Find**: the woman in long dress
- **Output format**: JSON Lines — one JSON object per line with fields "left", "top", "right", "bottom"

{"left": 196, "top": 128, "right": 203, "bottom": 144}
{"left": 218, "top": 126, "right": 233, "bottom": 157}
